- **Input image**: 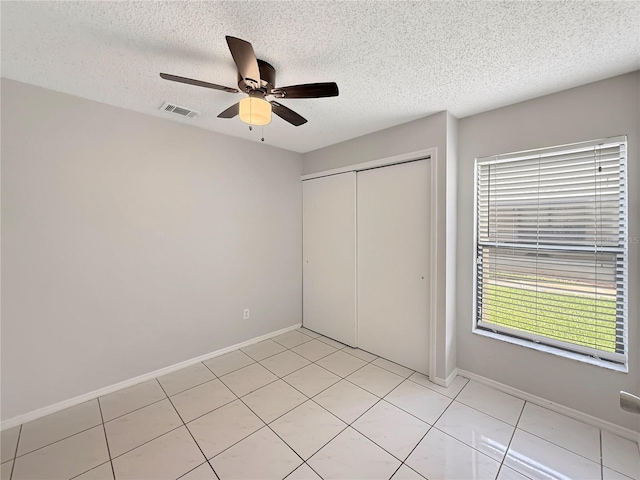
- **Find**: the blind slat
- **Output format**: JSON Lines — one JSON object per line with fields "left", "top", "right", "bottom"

{"left": 475, "top": 137, "right": 628, "bottom": 363}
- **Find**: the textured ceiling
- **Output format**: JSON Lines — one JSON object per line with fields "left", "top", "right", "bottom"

{"left": 2, "top": 1, "right": 639, "bottom": 153}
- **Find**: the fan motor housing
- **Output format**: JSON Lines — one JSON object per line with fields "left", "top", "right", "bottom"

{"left": 238, "top": 59, "right": 276, "bottom": 92}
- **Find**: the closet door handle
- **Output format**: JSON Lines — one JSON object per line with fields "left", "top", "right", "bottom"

{"left": 620, "top": 391, "right": 640, "bottom": 414}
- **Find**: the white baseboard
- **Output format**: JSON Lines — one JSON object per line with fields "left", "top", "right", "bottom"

{"left": 1, "top": 323, "right": 302, "bottom": 431}
{"left": 431, "top": 368, "right": 459, "bottom": 388}
{"left": 458, "top": 369, "right": 640, "bottom": 445}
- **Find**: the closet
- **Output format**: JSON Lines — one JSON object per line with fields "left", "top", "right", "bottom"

{"left": 302, "top": 159, "right": 431, "bottom": 374}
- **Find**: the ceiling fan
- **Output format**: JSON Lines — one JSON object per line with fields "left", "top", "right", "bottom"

{"left": 160, "top": 36, "right": 339, "bottom": 127}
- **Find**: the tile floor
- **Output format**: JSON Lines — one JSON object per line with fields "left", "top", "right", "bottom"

{"left": 1, "top": 327, "right": 639, "bottom": 480}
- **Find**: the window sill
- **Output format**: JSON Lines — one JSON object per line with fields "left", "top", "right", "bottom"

{"left": 472, "top": 327, "right": 628, "bottom": 373}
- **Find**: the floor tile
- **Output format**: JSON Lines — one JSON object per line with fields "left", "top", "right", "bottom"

{"left": 406, "top": 428, "right": 500, "bottom": 480}
{"left": 219, "top": 363, "right": 278, "bottom": 397}
{"left": 497, "top": 466, "right": 531, "bottom": 480}
{"left": 316, "top": 350, "right": 367, "bottom": 377}
{"left": 308, "top": 427, "right": 400, "bottom": 480}
{"left": 241, "top": 340, "right": 286, "bottom": 361}
{"left": 315, "top": 336, "right": 346, "bottom": 349}
{"left": 272, "top": 330, "right": 314, "bottom": 349}
{"left": 409, "top": 373, "right": 469, "bottom": 398}
{"left": 171, "top": 378, "right": 236, "bottom": 423}
{"left": 260, "top": 350, "right": 311, "bottom": 377}
{"left": 187, "top": 400, "right": 264, "bottom": 459}
{"left": 297, "top": 327, "right": 321, "bottom": 339}
{"left": 504, "top": 429, "right": 601, "bottom": 480}
{"left": 157, "top": 363, "right": 215, "bottom": 396}
{"left": 391, "top": 464, "right": 426, "bottom": 479}
{"left": 178, "top": 462, "right": 218, "bottom": 479}
{"left": 286, "top": 463, "right": 323, "bottom": 480}
{"left": 74, "top": 462, "right": 114, "bottom": 479}
{"left": 1, "top": 426, "right": 20, "bottom": 463}
{"left": 604, "top": 466, "right": 636, "bottom": 480}
{"left": 271, "top": 400, "right": 347, "bottom": 460}
{"left": 291, "top": 340, "right": 337, "bottom": 362}
{"left": 347, "top": 364, "right": 404, "bottom": 397}
{"left": 112, "top": 426, "right": 204, "bottom": 480}
{"left": 343, "top": 348, "right": 378, "bottom": 362}
{"left": 602, "top": 431, "right": 640, "bottom": 480}
{"left": 372, "top": 358, "right": 414, "bottom": 378}
{"left": 313, "top": 380, "right": 379, "bottom": 424}
{"left": 456, "top": 380, "right": 524, "bottom": 425}
{"left": 12, "top": 426, "right": 109, "bottom": 480}
{"left": 283, "top": 364, "right": 341, "bottom": 397}
{"left": 1, "top": 461, "right": 13, "bottom": 480}
{"left": 210, "top": 427, "right": 302, "bottom": 480}
{"left": 518, "top": 403, "right": 600, "bottom": 462}
{"left": 105, "top": 398, "right": 182, "bottom": 458}
{"left": 435, "top": 401, "right": 514, "bottom": 461}
{"left": 352, "top": 400, "right": 429, "bottom": 460}
{"left": 243, "top": 380, "right": 307, "bottom": 423}
{"left": 17, "top": 400, "right": 102, "bottom": 456}
{"left": 385, "top": 380, "right": 452, "bottom": 424}
{"left": 99, "top": 379, "right": 166, "bottom": 422}
{"left": 203, "top": 350, "right": 255, "bottom": 377}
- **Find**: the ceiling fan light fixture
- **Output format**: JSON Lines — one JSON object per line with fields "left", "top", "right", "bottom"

{"left": 239, "top": 96, "right": 271, "bottom": 126}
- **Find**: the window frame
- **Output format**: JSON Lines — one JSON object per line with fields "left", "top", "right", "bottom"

{"left": 471, "top": 136, "right": 628, "bottom": 371}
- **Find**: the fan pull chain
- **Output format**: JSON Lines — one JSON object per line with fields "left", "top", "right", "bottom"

{"left": 261, "top": 125, "right": 264, "bottom": 142}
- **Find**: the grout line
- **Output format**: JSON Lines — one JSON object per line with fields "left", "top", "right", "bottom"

{"left": 232, "top": 398, "right": 308, "bottom": 475}
{"left": 496, "top": 399, "right": 528, "bottom": 478}
{"left": 157, "top": 363, "right": 219, "bottom": 395}
{"left": 154, "top": 378, "right": 213, "bottom": 474}
{"left": 203, "top": 350, "right": 340, "bottom": 478}
{"left": 388, "top": 462, "right": 404, "bottom": 480}
{"left": 8, "top": 424, "right": 22, "bottom": 480}
{"left": 96, "top": 398, "right": 116, "bottom": 480}
{"left": 101, "top": 388, "right": 169, "bottom": 423}
{"left": 165, "top": 377, "right": 220, "bottom": 400}
{"left": 13, "top": 419, "right": 103, "bottom": 460}
{"left": 395, "top": 372, "right": 473, "bottom": 473}
{"left": 515, "top": 425, "right": 604, "bottom": 467}
{"left": 174, "top": 460, "right": 219, "bottom": 480}
{"left": 304, "top": 461, "right": 326, "bottom": 480}
{"left": 512, "top": 405, "right": 605, "bottom": 469}
{"left": 101, "top": 395, "right": 166, "bottom": 423}
{"left": 68, "top": 461, "right": 114, "bottom": 480}
{"left": 155, "top": 379, "right": 224, "bottom": 480}
{"left": 452, "top": 395, "right": 513, "bottom": 425}
{"left": 110, "top": 423, "right": 185, "bottom": 461}
{"left": 227, "top": 369, "right": 339, "bottom": 480}
{"left": 600, "top": 429, "right": 604, "bottom": 480}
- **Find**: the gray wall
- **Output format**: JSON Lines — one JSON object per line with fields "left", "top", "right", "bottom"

{"left": 457, "top": 71, "right": 640, "bottom": 431}
{"left": 303, "top": 111, "right": 458, "bottom": 382}
{"left": 1, "top": 79, "right": 303, "bottom": 421}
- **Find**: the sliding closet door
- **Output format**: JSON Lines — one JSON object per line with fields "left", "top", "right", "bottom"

{"left": 303, "top": 172, "right": 356, "bottom": 346}
{"left": 357, "top": 160, "right": 430, "bottom": 373}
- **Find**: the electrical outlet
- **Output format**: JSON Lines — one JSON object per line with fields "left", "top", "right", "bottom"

{"left": 243, "top": 308, "right": 250, "bottom": 320}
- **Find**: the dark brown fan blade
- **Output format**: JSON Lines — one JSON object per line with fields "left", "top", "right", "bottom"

{"left": 225, "top": 36, "right": 261, "bottom": 87}
{"left": 271, "top": 82, "right": 339, "bottom": 99}
{"left": 160, "top": 73, "right": 238, "bottom": 93}
{"left": 270, "top": 101, "right": 307, "bottom": 126}
{"left": 217, "top": 102, "right": 239, "bottom": 118}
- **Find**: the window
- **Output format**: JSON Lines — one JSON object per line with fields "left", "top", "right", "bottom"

{"left": 474, "top": 136, "right": 628, "bottom": 366}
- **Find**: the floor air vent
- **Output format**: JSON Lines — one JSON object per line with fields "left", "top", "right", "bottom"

{"left": 160, "top": 102, "right": 200, "bottom": 118}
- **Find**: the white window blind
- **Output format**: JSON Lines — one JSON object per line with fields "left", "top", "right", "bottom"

{"left": 474, "top": 136, "right": 628, "bottom": 364}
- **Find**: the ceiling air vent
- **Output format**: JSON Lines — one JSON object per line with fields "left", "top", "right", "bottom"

{"left": 160, "top": 102, "right": 200, "bottom": 118}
